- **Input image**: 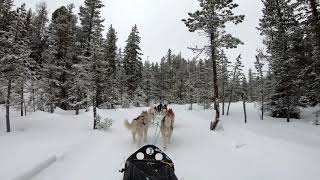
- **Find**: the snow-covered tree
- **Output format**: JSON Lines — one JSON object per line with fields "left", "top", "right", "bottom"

{"left": 183, "top": 0, "right": 245, "bottom": 130}
{"left": 297, "top": 0, "right": 320, "bottom": 106}
{"left": 197, "top": 59, "right": 211, "bottom": 107}
{"left": 226, "top": 55, "right": 244, "bottom": 116}
{"left": 78, "top": 0, "right": 105, "bottom": 129}
{"left": 123, "top": 25, "right": 143, "bottom": 103}
{"left": 217, "top": 50, "right": 231, "bottom": 115}
{"left": 44, "top": 5, "right": 78, "bottom": 110}
{"left": 28, "top": 3, "right": 49, "bottom": 112}
{"left": 186, "top": 59, "right": 198, "bottom": 110}
{"left": 141, "top": 60, "right": 157, "bottom": 105}
{"left": 0, "top": 2, "right": 35, "bottom": 131}
{"left": 103, "top": 25, "right": 118, "bottom": 107}
{"left": 259, "top": 0, "right": 305, "bottom": 121}
{"left": 255, "top": 50, "right": 266, "bottom": 120}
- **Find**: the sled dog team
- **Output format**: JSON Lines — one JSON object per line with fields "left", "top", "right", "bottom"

{"left": 124, "top": 105, "right": 175, "bottom": 150}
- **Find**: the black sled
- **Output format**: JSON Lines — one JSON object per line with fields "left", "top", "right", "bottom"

{"left": 120, "top": 145, "right": 178, "bottom": 180}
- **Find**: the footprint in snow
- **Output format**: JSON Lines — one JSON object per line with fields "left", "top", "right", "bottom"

{"left": 235, "top": 143, "right": 247, "bottom": 150}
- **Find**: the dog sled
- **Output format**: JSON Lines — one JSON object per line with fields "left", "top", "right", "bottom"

{"left": 120, "top": 145, "right": 178, "bottom": 180}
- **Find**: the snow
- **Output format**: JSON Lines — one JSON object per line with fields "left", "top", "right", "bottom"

{"left": 1, "top": 103, "right": 320, "bottom": 180}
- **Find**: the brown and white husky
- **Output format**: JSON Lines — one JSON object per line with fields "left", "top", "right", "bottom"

{"left": 124, "top": 106, "right": 155, "bottom": 146}
{"left": 160, "top": 108, "right": 175, "bottom": 150}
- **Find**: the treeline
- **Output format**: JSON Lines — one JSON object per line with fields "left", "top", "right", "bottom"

{"left": 253, "top": 0, "right": 320, "bottom": 121}
{"left": 0, "top": 0, "right": 147, "bottom": 131}
{"left": 0, "top": 0, "right": 220, "bottom": 132}
{"left": 1, "top": 0, "right": 319, "bottom": 132}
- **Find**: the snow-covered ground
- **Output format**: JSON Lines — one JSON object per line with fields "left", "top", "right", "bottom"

{"left": 1, "top": 103, "right": 320, "bottom": 180}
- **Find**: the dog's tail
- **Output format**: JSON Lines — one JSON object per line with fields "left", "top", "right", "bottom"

{"left": 124, "top": 119, "right": 132, "bottom": 130}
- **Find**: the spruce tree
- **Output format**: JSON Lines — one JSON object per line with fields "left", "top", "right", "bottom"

{"left": 29, "top": 3, "right": 48, "bottom": 112}
{"left": 259, "top": 0, "right": 305, "bottom": 121}
{"left": 217, "top": 50, "right": 231, "bottom": 115}
{"left": 103, "top": 25, "right": 118, "bottom": 107}
{"left": 183, "top": 0, "right": 245, "bottom": 130}
{"left": 255, "top": 51, "right": 266, "bottom": 120}
{"left": 78, "top": 0, "right": 105, "bottom": 129}
{"left": 226, "top": 55, "right": 244, "bottom": 116}
{"left": 45, "top": 5, "right": 78, "bottom": 110}
{"left": 197, "top": 59, "right": 211, "bottom": 107}
{"left": 0, "top": 2, "right": 35, "bottom": 131}
{"left": 247, "top": 68, "right": 256, "bottom": 102}
{"left": 297, "top": 0, "right": 320, "bottom": 106}
{"left": 142, "top": 61, "right": 157, "bottom": 105}
{"left": 30, "top": 2, "right": 48, "bottom": 67}
{"left": 123, "top": 25, "right": 143, "bottom": 103}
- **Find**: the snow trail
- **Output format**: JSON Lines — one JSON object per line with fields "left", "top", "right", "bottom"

{"left": 1, "top": 103, "right": 320, "bottom": 180}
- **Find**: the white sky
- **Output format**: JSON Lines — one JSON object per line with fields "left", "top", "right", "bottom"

{"left": 15, "top": 0, "right": 264, "bottom": 73}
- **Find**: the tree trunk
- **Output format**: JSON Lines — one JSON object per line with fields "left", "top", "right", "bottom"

{"left": 6, "top": 80, "right": 12, "bottom": 132}
{"left": 93, "top": 95, "right": 97, "bottom": 129}
{"left": 226, "top": 61, "right": 237, "bottom": 116}
{"left": 210, "top": 32, "right": 220, "bottom": 131}
{"left": 20, "top": 85, "right": 24, "bottom": 116}
{"left": 222, "top": 81, "right": 225, "bottom": 115}
{"left": 287, "top": 94, "right": 290, "bottom": 123}
{"left": 75, "top": 88, "right": 80, "bottom": 115}
{"left": 261, "top": 82, "right": 264, "bottom": 120}
{"left": 24, "top": 102, "right": 27, "bottom": 116}
{"left": 96, "top": 80, "right": 101, "bottom": 108}
{"left": 227, "top": 94, "right": 232, "bottom": 116}
{"left": 242, "top": 94, "right": 247, "bottom": 124}
{"left": 50, "top": 104, "right": 54, "bottom": 114}
{"left": 32, "top": 83, "right": 36, "bottom": 112}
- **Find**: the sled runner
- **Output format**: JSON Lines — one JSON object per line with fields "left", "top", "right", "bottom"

{"left": 120, "top": 145, "right": 178, "bottom": 180}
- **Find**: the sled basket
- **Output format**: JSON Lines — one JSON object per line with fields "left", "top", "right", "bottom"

{"left": 121, "top": 145, "right": 178, "bottom": 180}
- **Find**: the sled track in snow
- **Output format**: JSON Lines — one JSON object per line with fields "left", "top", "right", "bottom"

{"left": 12, "top": 156, "right": 58, "bottom": 180}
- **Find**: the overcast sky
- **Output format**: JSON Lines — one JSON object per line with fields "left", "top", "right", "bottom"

{"left": 15, "top": 0, "right": 264, "bottom": 73}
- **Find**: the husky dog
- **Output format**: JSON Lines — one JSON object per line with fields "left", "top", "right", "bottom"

{"left": 124, "top": 108, "right": 154, "bottom": 146}
{"left": 160, "top": 108, "right": 175, "bottom": 150}
{"left": 162, "top": 104, "right": 168, "bottom": 114}
{"left": 148, "top": 105, "right": 156, "bottom": 123}
{"left": 155, "top": 103, "right": 163, "bottom": 113}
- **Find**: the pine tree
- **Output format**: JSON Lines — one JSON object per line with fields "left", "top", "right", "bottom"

{"left": 226, "top": 55, "right": 244, "bottom": 116}
{"left": 259, "top": 0, "right": 305, "bottom": 121}
{"left": 78, "top": 0, "right": 105, "bottom": 129}
{"left": 165, "top": 49, "right": 175, "bottom": 102}
{"left": 123, "top": 25, "right": 142, "bottom": 103}
{"left": 183, "top": 0, "right": 245, "bottom": 130}
{"left": 62, "top": 5, "right": 90, "bottom": 115}
{"left": 30, "top": 2, "right": 48, "bottom": 67}
{"left": 247, "top": 68, "right": 256, "bottom": 102}
{"left": 45, "top": 5, "right": 78, "bottom": 110}
{"left": 152, "top": 62, "right": 162, "bottom": 101}
{"left": 142, "top": 60, "right": 157, "bottom": 105}
{"left": 28, "top": 3, "right": 49, "bottom": 112}
{"left": 255, "top": 50, "right": 266, "bottom": 120}
{"left": 297, "top": 0, "right": 320, "bottom": 106}
{"left": 0, "top": 0, "right": 15, "bottom": 132}
{"left": 15, "top": 4, "right": 35, "bottom": 117}
{"left": 197, "top": 59, "right": 211, "bottom": 107}
{"left": 217, "top": 50, "right": 231, "bottom": 115}
{"left": 0, "top": 2, "right": 35, "bottom": 131}
{"left": 103, "top": 25, "right": 118, "bottom": 107}
{"left": 174, "top": 54, "right": 188, "bottom": 103}
{"left": 241, "top": 74, "right": 248, "bottom": 123}
{"left": 186, "top": 59, "right": 198, "bottom": 110}
{"left": 115, "top": 49, "right": 127, "bottom": 106}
